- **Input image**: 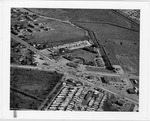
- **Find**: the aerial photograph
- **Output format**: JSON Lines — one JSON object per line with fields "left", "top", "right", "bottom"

{"left": 10, "top": 8, "right": 140, "bottom": 112}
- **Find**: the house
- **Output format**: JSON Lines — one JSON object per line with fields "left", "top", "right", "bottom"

{"left": 127, "top": 88, "right": 135, "bottom": 94}
{"left": 101, "top": 77, "right": 109, "bottom": 84}
{"left": 66, "top": 62, "right": 78, "bottom": 68}
{"left": 115, "top": 100, "right": 125, "bottom": 106}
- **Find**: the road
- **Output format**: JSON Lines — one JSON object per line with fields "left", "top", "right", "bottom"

{"left": 11, "top": 34, "right": 62, "bottom": 68}
{"left": 65, "top": 72, "right": 139, "bottom": 105}
{"left": 83, "top": 71, "right": 139, "bottom": 80}
{"left": 10, "top": 64, "right": 59, "bottom": 72}
{"left": 11, "top": 60, "right": 139, "bottom": 104}
{"left": 11, "top": 33, "right": 139, "bottom": 105}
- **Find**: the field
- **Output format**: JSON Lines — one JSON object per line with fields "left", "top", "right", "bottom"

{"left": 10, "top": 67, "right": 63, "bottom": 109}
{"left": 116, "top": 55, "right": 139, "bottom": 75}
{"left": 65, "top": 49, "right": 98, "bottom": 65}
{"left": 29, "top": 19, "right": 87, "bottom": 46}
{"left": 10, "top": 90, "right": 42, "bottom": 110}
{"left": 27, "top": 8, "right": 139, "bottom": 30}
{"left": 11, "top": 8, "right": 86, "bottom": 47}
{"left": 73, "top": 22, "right": 139, "bottom": 74}
{"left": 104, "top": 39, "right": 139, "bottom": 75}
{"left": 75, "top": 22, "right": 139, "bottom": 43}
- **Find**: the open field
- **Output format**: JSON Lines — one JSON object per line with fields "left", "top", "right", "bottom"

{"left": 75, "top": 22, "right": 139, "bottom": 43}
{"left": 10, "top": 90, "right": 42, "bottom": 110}
{"left": 27, "top": 8, "right": 139, "bottom": 30}
{"left": 103, "top": 39, "right": 139, "bottom": 75}
{"left": 74, "top": 22, "right": 139, "bottom": 73}
{"left": 11, "top": 8, "right": 86, "bottom": 47}
{"left": 10, "top": 67, "right": 63, "bottom": 100}
{"left": 29, "top": 19, "right": 87, "bottom": 46}
{"left": 116, "top": 55, "right": 139, "bottom": 75}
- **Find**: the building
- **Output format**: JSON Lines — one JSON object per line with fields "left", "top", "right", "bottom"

{"left": 127, "top": 88, "right": 135, "bottom": 94}
{"left": 115, "top": 100, "right": 125, "bottom": 106}
{"left": 82, "top": 91, "right": 93, "bottom": 106}
{"left": 101, "top": 77, "right": 109, "bottom": 84}
{"left": 66, "top": 62, "right": 78, "bottom": 68}
{"left": 28, "top": 24, "right": 34, "bottom": 28}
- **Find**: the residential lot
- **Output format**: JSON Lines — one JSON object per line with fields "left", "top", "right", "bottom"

{"left": 46, "top": 80, "right": 137, "bottom": 111}
{"left": 46, "top": 84, "right": 107, "bottom": 111}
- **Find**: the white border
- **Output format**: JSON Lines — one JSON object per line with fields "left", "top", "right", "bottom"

{"left": 1, "top": 0, "right": 149, "bottom": 120}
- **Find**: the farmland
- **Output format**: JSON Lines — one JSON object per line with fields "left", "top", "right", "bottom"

{"left": 104, "top": 39, "right": 139, "bottom": 75}
{"left": 74, "top": 22, "right": 139, "bottom": 43}
{"left": 11, "top": 8, "right": 86, "bottom": 47}
{"left": 29, "top": 19, "right": 87, "bottom": 47}
{"left": 10, "top": 67, "right": 63, "bottom": 109}
{"left": 27, "top": 8, "right": 139, "bottom": 30}
{"left": 10, "top": 90, "right": 42, "bottom": 110}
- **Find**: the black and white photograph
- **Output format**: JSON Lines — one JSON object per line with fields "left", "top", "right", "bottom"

{"left": 0, "top": 0, "right": 150, "bottom": 120}
{"left": 10, "top": 8, "right": 140, "bottom": 112}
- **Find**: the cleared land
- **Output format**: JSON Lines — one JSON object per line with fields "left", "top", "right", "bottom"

{"left": 75, "top": 22, "right": 139, "bottom": 43}
{"left": 104, "top": 39, "right": 139, "bottom": 75}
{"left": 10, "top": 67, "right": 63, "bottom": 109}
{"left": 74, "top": 22, "right": 139, "bottom": 74}
{"left": 29, "top": 19, "right": 87, "bottom": 46}
{"left": 10, "top": 90, "right": 42, "bottom": 110}
{"left": 12, "top": 8, "right": 86, "bottom": 47}
{"left": 27, "top": 8, "right": 139, "bottom": 30}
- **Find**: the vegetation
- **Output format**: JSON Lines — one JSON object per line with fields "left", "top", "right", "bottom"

{"left": 27, "top": 8, "right": 139, "bottom": 30}
{"left": 102, "top": 94, "right": 119, "bottom": 111}
{"left": 10, "top": 67, "right": 63, "bottom": 110}
{"left": 10, "top": 90, "right": 42, "bottom": 110}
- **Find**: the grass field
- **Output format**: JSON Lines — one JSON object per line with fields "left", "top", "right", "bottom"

{"left": 103, "top": 39, "right": 139, "bottom": 75}
{"left": 75, "top": 22, "right": 139, "bottom": 43}
{"left": 27, "top": 8, "right": 139, "bottom": 30}
{"left": 28, "top": 18, "right": 86, "bottom": 47}
{"left": 10, "top": 90, "right": 42, "bottom": 110}
{"left": 11, "top": 8, "right": 86, "bottom": 47}
{"left": 116, "top": 55, "right": 139, "bottom": 75}
{"left": 10, "top": 67, "right": 63, "bottom": 109}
